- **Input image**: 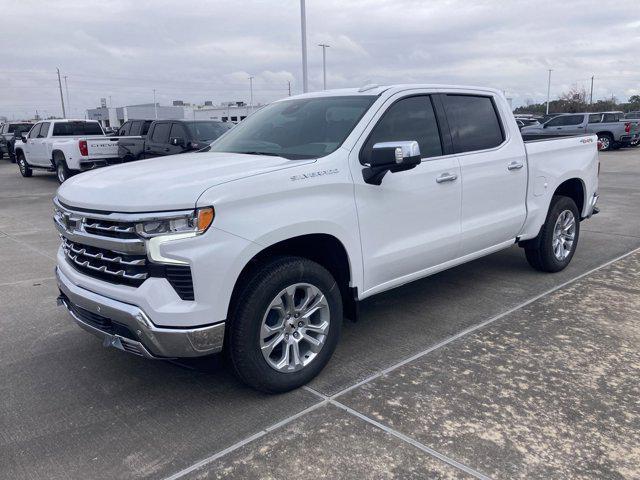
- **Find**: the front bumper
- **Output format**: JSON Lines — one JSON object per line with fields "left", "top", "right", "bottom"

{"left": 56, "top": 266, "right": 225, "bottom": 358}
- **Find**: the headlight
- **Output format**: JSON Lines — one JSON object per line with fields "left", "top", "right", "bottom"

{"left": 135, "top": 207, "right": 214, "bottom": 238}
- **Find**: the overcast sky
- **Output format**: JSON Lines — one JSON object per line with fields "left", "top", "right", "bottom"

{"left": 2, "top": 0, "right": 638, "bottom": 119}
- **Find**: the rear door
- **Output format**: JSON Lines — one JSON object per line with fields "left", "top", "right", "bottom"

{"left": 145, "top": 121, "right": 171, "bottom": 157}
{"left": 441, "top": 93, "right": 527, "bottom": 255}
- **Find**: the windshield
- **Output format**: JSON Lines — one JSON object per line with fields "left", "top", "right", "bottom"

{"left": 209, "top": 95, "right": 376, "bottom": 159}
{"left": 185, "top": 121, "right": 233, "bottom": 141}
{"left": 8, "top": 123, "right": 32, "bottom": 134}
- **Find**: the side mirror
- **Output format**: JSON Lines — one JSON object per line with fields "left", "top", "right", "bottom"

{"left": 170, "top": 137, "right": 185, "bottom": 147}
{"left": 362, "top": 141, "right": 421, "bottom": 185}
{"left": 20, "top": 134, "right": 27, "bottom": 143}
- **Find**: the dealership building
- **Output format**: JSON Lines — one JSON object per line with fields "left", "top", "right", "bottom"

{"left": 87, "top": 100, "right": 257, "bottom": 129}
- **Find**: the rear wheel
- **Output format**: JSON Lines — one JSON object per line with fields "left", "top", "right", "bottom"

{"left": 227, "top": 256, "right": 342, "bottom": 393}
{"left": 524, "top": 195, "right": 580, "bottom": 272}
{"left": 55, "top": 155, "right": 71, "bottom": 183}
{"left": 17, "top": 153, "right": 32, "bottom": 177}
{"left": 597, "top": 133, "right": 613, "bottom": 151}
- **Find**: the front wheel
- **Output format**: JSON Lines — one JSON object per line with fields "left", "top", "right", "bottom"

{"left": 17, "top": 153, "right": 32, "bottom": 177}
{"left": 524, "top": 195, "right": 580, "bottom": 272}
{"left": 227, "top": 256, "right": 342, "bottom": 393}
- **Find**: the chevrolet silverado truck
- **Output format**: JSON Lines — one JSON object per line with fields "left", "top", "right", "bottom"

{"left": 14, "top": 119, "right": 136, "bottom": 183}
{"left": 117, "top": 119, "right": 232, "bottom": 161}
{"left": 521, "top": 112, "right": 639, "bottom": 150}
{"left": 54, "top": 84, "right": 599, "bottom": 392}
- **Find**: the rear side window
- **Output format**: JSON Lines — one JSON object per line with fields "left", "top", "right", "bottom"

{"left": 588, "top": 114, "right": 602, "bottom": 124}
{"left": 151, "top": 122, "right": 170, "bottom": 142}
{"left": 361, "top": 95, "right": 442, "bottom": 162}
{"left": 53, "top": 122, "right": 103, "bottom": 136}
{"left": 442, "top": 95, "right": 504, "bottom": 153}
{"left": 603, "top": 113, "right": 620, "bottom": 122}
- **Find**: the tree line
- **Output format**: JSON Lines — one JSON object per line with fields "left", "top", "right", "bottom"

{"left": 514, "top": 87, "right": 640, "bottom": 114}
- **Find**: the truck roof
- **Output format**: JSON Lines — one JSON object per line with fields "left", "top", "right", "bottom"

{"left": 282, "top": 84, "right": 504, "bottom": 101}
{"left": 44, "top": 119, "right": 100, "bottom": 123}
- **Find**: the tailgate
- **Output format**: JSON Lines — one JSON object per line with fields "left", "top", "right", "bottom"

{"left": 85, "top": 136, "right": 120, "bottom": 159}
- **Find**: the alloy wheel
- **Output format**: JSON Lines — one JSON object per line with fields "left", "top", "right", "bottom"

{"left": 260, "top": 283, "right": 330, "bottom": 372}
{"left": 552, "top": 209, "right": 576, "bottom": 261}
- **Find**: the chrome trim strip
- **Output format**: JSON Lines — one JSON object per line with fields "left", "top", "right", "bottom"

{"left": 63, "top": 237, "right": 146, "bottom": 266}
{"left": 54, "top": 217, "right": 146, "bottom": 254}
{"left": 56, "top": 267, "right": 225, "bottom": 357}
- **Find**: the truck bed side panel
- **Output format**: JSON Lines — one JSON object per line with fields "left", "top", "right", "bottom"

{"left": 519, "top": 135, "right": 599, "bottom": 241}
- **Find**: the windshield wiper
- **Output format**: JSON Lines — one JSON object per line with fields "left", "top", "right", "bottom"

{"left": 236, "top": 151, "right": 282, "bottom": 157}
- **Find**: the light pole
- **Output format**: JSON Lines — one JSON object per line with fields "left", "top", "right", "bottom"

{"left": 56, "top": 68, "right": 66, "bottom": 118}
{"left": 546, "top": 69, "right": 552, "bottom": 115}
{"left": 153, "top": 89, "right": 158, "bottom": 119}
{"left": 589, "top": 75, "right": 594, "bottom": 105}
{"left": 249, "top": 75, "right": 254, "bottom": 112}
{"left": 64, "top": 75, "right": 70, "bottom": 117}
{"left": 318, "top": 43, "right": 330, "bottom": 90}
{"left": 300, "top": 0, "right": 308, "bottom": 93}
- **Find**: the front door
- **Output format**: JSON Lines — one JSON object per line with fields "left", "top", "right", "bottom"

{"left": 352, "top": 94, "right": 462, "bottom": 295}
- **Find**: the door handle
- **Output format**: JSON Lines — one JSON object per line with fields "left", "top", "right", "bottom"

{"left": 508, "top": 161, "right": 524, "bottom": 171}
{"left": 436, "top": 172, "right": 458, "bottom": 183}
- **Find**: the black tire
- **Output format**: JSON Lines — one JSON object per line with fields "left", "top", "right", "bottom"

{"left": 597, "top": 133, "right": 613, "bottom": 151}
{"left": 17, "top": 152, "right": 32, "bottom": 177}
{"left": 55, "top": 155, "right": 71, "bottom": 183}
{"left": 524, "top": 195, "right": 580, "bottom": 273}
{"left": 227, "top": 256, "right": 342, "bottom": 393}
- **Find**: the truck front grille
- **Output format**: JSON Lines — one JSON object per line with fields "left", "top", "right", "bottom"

{"left": 56, "top": 200, "right": 196, "bottom": 301}
{"left": 62, "top": 237, "right": 148, "bottom": 286}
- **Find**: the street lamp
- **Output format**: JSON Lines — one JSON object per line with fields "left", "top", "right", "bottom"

{"left": 300, "top": 0, "right": 308, "bottom": 93}
{"left": 318, "top": 43, "right": 330, "bottom": 90}
{"left": 546, "top": 69, "right": 552, "bottom": 115}
{"left": 249, "top": 75, "right": 254, "bottom": 112}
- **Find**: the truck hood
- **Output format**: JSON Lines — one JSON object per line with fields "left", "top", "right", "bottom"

{"left": 57, "top": 152, "right": 312, "bottom": 212}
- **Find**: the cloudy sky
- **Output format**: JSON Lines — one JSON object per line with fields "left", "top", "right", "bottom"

{"left": 2, "top": 0, "right": 638, "bottom": 119}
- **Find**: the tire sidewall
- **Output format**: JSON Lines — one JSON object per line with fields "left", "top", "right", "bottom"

{"left": 229, "top": 257, "right": 342, "bottom": 392}
{"left": 56, "top": 159, "right": 68, "bottom": 183}
{"left": 18, "top": 155, "right": 31, "bottom": 177}
{"left": 542, "top": 196, "right": 580, "bottom": 271}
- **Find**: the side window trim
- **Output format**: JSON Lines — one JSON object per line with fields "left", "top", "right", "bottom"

{"left": 358, "top": 93, "right": 447, "bottom": 164}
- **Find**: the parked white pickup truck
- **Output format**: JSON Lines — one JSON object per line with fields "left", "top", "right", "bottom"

{"left": 54, "top": 84, "right": 599, "bottom": 392}
{"left": 14, "top": 119, "right": 130, "bottom": 183}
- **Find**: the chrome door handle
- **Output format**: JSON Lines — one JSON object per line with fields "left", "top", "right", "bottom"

{"left": 436, "top": 172, "right": 458, "bottom": 183}
{"left": 508, "top": 161, "right": 524, "bottom": 171}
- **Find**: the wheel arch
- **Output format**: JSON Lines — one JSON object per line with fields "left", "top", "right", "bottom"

{"left": 228, "top": 233, "right": 358, "bottom": 322}
{"left": 553, "top": 177, "right": 586, "bottom": 217}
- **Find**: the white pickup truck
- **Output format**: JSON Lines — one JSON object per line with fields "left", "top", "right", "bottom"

{"left": 54, "top": 84, "right": 599, "bottom": 392}
{"left": 14, "top": 119, "right": 130, "bottom": 183}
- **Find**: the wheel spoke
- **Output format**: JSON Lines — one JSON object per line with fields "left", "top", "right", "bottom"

{"left": 291, "top": 341, "right": 302, "bottom": 367}
{"left": 261, "top": 332, "right": 285, "bottom": 357}
{"left": 301, "top": 332, "right": 323, "bottom": 352}
{"left": 303, "top": 320, "right": 329, "bottom": 336}
{"left": 301, "top": 294, "right": 327, "bottom": 319}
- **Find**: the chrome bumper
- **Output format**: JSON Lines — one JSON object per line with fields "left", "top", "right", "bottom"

{"left": 56, "top": 267, "right": 224, "bottom": 358}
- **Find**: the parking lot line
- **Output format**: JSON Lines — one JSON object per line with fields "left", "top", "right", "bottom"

{"left": 162, "top": 244, "right": 640, "bottom": 480}
{"left": 328, "top": 244, "right": 640, "bottom": 400}
{"left": 163, "top": 399, "right": 329, "bottom": 480}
